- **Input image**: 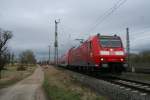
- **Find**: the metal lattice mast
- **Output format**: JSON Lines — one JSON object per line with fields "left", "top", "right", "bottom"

{"left": 126, "top": 27, "right": 130, "bottom": 67}
{"left": 54, "top": 19, "right": 60, "bottom": 65}
{"left": 48, "top": 45, "right": 50, "bottom": 64}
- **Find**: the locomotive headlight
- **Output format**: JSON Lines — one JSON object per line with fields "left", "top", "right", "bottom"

{"left": 101, "top": 58, "right": 104, "bottom": 61}
{"left": 115, "top": 51, "right": 124, "bottom": 55}
{"left": 100, "top": 51, "right": 109, "bottom": 55}
{"left": 120, "top": 58, "right": 124, "bottom": 61}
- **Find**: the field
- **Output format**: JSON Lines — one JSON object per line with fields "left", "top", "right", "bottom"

{"left": 43, "top": 65, "right": 107, "bottom": 100}
{"left": 0, "top": 64, "right": 36, "bottom": 88}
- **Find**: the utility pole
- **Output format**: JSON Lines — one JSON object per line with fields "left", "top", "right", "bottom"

{"left": 54, "top": 19, "right": 60, "bottom": 65}
{"left": 48, "top": 45, "right": 51, "bottom": 64}
{"left": 126, "top": 27, "right": 130, "bottom": 67}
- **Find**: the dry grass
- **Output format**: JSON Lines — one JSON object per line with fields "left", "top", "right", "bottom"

{"left": 43, "top": 66, "right": 107, "bottom": 100}
{"left": 0, "top": 65, "right": 36, "bottom": 88}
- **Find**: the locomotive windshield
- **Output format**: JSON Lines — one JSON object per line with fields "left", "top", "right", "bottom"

{"left": 100, "top": 37, "right": 122, "bottom": 48}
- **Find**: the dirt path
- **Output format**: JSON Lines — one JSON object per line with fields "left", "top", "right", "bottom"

{"left": 0, "top": 66, "right": 46, "bottom": 100}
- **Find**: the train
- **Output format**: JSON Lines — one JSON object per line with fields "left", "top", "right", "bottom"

{"left": 59, "top": 33, "right": 127, "bottom": 73}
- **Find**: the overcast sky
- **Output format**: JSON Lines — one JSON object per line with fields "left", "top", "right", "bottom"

{"left": 0, "top": 0, "right": 150, "bottom": 60}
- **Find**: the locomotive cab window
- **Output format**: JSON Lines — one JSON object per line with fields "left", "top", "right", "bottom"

{"left": 100, "top": 37, "right": 122, "bottom": 48}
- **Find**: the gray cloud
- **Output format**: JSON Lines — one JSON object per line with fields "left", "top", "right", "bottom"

{"left": 0, "top": 0, "right": 150, "bottom": 60}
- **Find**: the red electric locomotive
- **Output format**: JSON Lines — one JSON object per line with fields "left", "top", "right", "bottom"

{"left": 59, "top": 34, "right": 127, "bottom": 73}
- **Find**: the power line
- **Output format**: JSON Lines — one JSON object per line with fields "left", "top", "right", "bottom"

{"left": 88, "top": 0, "right": 127, "bottom": 33}
{"left": 89, "top": 0, "right": 127, "bottom": 32}
{"left": 88, "top": 0, "right": 122, "bottom": 30}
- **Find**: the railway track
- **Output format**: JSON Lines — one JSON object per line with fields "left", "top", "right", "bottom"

{"left": 56, "top": 66, "right": 150, "bottom": 99}
{"left": 83, "top": 74, "right": 150, "bottom": 96}
{"left": 84, "top": 72, "right": 150, "bottom": 95}
{"left": 104, "top": 77, "right": 150, "bottom": 94}
{"left": 76, "top": 68, "right": 150, "bottom": 95}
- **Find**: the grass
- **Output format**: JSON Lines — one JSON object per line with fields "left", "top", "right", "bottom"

{"left": 43, "top": 66, "right": 107, "bottom": 100}
{"left": 0, "top": 64, "right": 36, "bottom": 88}
{"left": 44, "top": 80, "right": 81, "bottom": 100}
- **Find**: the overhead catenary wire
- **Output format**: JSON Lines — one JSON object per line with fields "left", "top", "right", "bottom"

{"left": 88, "top": 0, "right": 127, "bottom": 33}
{"left": 59, "top": 23, "right": 76, "bottom": 53}
{"left": 126, "top": 27, "right": 150, "bottom": 44}
{"left": 88, "top": 0, "right": 122, "bottom": 30}
{"left": 58, "top": 0, "right": 128, "bottom": 49}
{"left": 130, "top": 27, "right": 150, "bottom": 36}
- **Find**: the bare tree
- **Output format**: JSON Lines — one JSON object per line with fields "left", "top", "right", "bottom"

{"left": 18, "top": 50, "right": 36, "bottom": 70}
{"left": 0, "top": 28, "right": 12, "bottom": 78}
{"left": 19, "top": 50, "right": 36, "bottom": 64}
